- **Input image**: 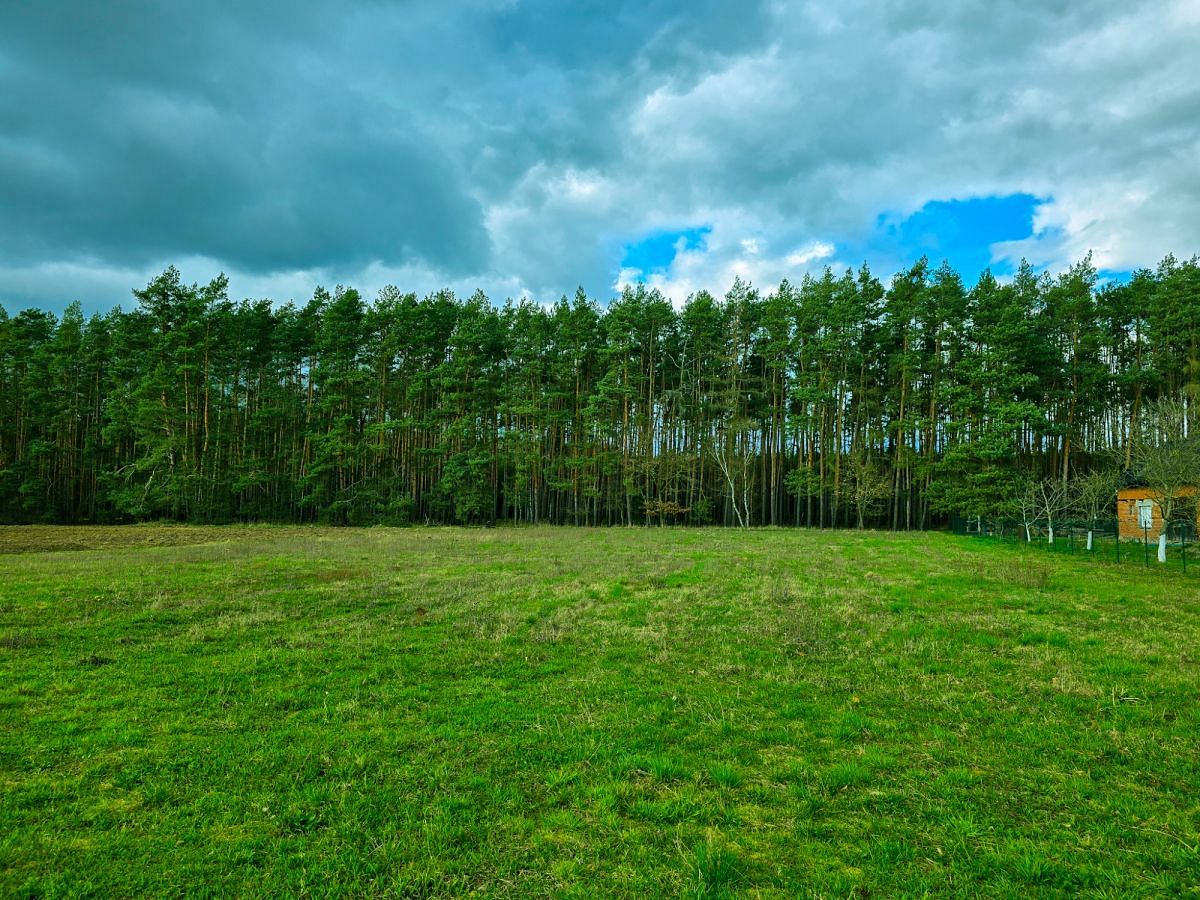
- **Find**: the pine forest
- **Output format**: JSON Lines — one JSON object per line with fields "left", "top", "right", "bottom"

{"left": 2, "top": 254, "right": 1198, "bottom": 528}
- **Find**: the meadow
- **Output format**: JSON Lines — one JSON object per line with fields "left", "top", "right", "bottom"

{"left": 1, "top": 526, "right": 1198, "bottom": 897}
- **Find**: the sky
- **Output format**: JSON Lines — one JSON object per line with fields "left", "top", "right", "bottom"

{"left": 1, "top": 1, "right": 1198, "bottom": 314}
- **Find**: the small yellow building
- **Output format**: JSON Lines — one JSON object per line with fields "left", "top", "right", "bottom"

{"left": 1116, "top": 486, "right": 1198, "bottom": 539}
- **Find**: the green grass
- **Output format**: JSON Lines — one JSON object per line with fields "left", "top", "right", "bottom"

{"left": 1, "top": 525, "right": 1198, "bottom": 897}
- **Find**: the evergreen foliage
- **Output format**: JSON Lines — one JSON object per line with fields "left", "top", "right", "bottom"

{"left": 2, "top": 255, "right": 1199, "bottom": 526}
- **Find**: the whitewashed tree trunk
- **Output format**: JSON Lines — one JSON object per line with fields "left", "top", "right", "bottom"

{"left": 1158, "top": 532, "right": 1168, "bottom": 563}
{"left": 1047, "top": 523, "right": 1055, "bottom": 544}
{"left": 1087, "top": 530, "right": 1094, "bottom": 551}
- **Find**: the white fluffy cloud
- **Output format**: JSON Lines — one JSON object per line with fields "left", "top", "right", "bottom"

{"left": 619, "top": 0, "right": 1200, "bottom": 284}
{"left": 619, "top": 232, "right": 836, "bottom": 303}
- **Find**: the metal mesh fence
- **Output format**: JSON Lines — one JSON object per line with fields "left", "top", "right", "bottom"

{"left": 951, "top": 515, "right": 1194, "bottom": 572}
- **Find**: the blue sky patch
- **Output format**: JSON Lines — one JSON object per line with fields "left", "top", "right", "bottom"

{"left": 867, "top": 193, "right": 1045, "bottom": 280}
{"left": 620, "top": 226, "right": 712, "bottom": 278}
{"left": 1098, "top": 268, "right": 1135, "bottom": 285}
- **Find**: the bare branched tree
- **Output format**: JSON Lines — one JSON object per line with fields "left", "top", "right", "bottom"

{"left": 1035, "top": 478, "right": 1072, "bottom": 544}
{"left": 712, "top": 420, "right": 754, "bottom": 528}
{"left": 1072, "top": 468, "right": 1123, "bottom": 551}
{"left": 1015, "top": 478, "right": 1039, "bottom": 542}
{"left": 1133, "top": 397, "right": 1200, "bottom": 563}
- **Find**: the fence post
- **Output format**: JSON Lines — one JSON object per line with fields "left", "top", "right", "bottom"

{"left": 1143, "top": 523, "right": 1150, "bottom": 568}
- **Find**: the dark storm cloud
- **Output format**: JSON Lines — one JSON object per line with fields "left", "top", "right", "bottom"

{"left": 0, "top": 0, "right": 771, "bottom": 289}
{"left": 0, "top": 2, "right": 492, "bottom": 272}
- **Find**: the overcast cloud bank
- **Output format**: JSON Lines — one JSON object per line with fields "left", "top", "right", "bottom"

{"left": 1, "top": 0, "right": 1197, "bottom": 312}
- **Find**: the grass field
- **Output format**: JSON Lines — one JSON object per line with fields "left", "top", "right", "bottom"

{"left": 1, "top": 526, "right": 1198, "bottom": 897}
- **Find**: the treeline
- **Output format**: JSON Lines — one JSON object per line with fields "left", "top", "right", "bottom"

{"left": 1, "top": 255, "right": 1198, "bottom": 527}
